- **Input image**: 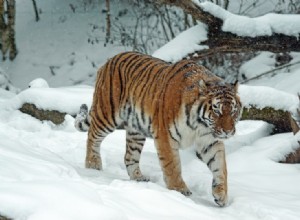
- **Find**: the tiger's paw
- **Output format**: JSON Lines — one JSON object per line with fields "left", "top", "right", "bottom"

{"left": 169, "top": 185, "right": 192, "bottom": 196}
{"left": 180, "top": 188, "right": 192, "bottom": 196}
{"left": 85, "top": 156, "right": 102, "bottom": 170}
{"left": 166, "top": 179, "right": 192, "bottom": 196}
{"left": 212, "top": 184, "right": 228, "bottom": 207}
{"left": 134, "top": 176, "right": 150, "bottom": 182}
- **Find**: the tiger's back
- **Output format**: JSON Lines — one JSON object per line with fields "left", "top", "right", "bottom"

{"left": 75, "top": 51, "right": 241, "bottom": 207}
{"left": 92, "top": 52, "right": 221, "bottom": 137}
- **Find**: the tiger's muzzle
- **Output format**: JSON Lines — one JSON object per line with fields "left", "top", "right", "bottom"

{"left": 213, "top": 128, "right": 235, "bottom": 139}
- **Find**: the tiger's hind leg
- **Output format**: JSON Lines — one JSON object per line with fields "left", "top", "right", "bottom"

{"left": 124, "top": 129, "right": 149, "bottom": 182}
{"left": 196, "top": 140, "right": 228, "bottom": 207}
{"left": 86, "top": 121, "right": 114, "bottom": 170}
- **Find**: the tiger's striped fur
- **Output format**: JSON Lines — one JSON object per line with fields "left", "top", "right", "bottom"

{"left": 75, "top": 51, "right": 242, "bottom": 206}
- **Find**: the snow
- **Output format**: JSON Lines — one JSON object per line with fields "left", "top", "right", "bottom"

{"left": 28, "top": 78, "right": 49, "bottom": 88}
{"left": 242, "top": 52, "right": 300, "bottom": 96}
{"left": 195, "top": 1, "right": 300, "bottom": 37}
{"left": 239, "top": 85, "right": 299, "bottom": 113}
{"left": 1, "top": 82, "right": 300, "bottom": 219}
{"left": 152, "top": 23, "right": 208, "bottom": 63}
{"left": 4, "top": 85, "right": 94, "bottom": 115}
{"left": 1, "top": 0, "right": 300, "bottom": 219}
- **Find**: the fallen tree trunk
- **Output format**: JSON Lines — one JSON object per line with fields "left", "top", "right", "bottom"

{"left": 241, "top": 107, "right": 293, "bottom": 134}
{"left": 157, "top": 0, "right": 300, "bottom": 61}
{"left": 19, "top": 103, "right": 67, "bottom": 125}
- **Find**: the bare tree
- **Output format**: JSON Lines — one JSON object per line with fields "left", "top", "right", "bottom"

{"left": 0, "top": 0, "right": 17, "bottom": 61}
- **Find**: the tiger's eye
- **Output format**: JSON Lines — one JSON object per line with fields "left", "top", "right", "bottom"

{"left": 213, "top": 108, "right": 220, "bottom": 115}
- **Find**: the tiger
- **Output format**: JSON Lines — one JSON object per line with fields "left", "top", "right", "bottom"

{"left": 75, "top": 51, "right": 242, "bottom": 207}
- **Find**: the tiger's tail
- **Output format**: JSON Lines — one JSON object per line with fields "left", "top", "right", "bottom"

{"left": 74, "top": 104, "right": 90, "bottom": 132}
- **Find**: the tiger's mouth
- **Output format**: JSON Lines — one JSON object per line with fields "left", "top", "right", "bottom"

{"left": 213, "top": 130, "right": 235, "bottom": 139}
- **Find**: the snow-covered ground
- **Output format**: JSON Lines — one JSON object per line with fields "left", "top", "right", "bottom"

{"left": 1, "top": 0, "right": 300, "bottom": 219}
{"left": 0, "top": 87, "right": 300, "bottom": 220}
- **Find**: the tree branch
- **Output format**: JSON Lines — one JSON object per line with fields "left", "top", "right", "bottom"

{"left": 157, "top": 0, "right": 300, "bottom": 62}
{"left": 32, "top": 0, "right": 39, "bottom": 21}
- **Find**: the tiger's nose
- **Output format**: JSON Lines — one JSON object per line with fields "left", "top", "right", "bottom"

{"left": 223, "top": 128, "right": 235, "bottom": 136}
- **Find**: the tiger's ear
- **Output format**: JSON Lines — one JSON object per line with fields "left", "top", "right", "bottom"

{"left": 198, "top": 80, "right": 207, "bottom": 91}
{"left": 232, "top": 80, "right": 239, "bottom": 93}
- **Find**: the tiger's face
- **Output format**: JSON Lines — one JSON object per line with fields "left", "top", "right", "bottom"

{"left": 198, "top": 81, "right": 242, "bottom": 139}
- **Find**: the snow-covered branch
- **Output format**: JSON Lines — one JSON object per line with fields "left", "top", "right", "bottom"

{"left": 155, "top": 1, "right": 300, "bottom": 62}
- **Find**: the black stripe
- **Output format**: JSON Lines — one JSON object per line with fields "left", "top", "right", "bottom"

{"left": 196, "top": 151, "right": 202, "bottom": 161}
{"left": 168, "top": 129, "right": 180, "bottom": 143}
{"left": 109, "top": 74, "right": 117, "bottom": 126}
{"left": 125, "top": 159, "right": 139, "bottom": 167}
{"left": 128, "top": 131, "right": 141, "bottom": 136}
{"left": 202, "top": 141, "right": 218, "bottom": 154}
{"left": 135, "top": 114, "right": 148, "bottom": 137}
{"left": 148, "top": 117, "right": 153, "bottom": 136}
{"left": 131, "top": 137, "right": 145, "bottom": 142}
{"left": 207, "top": 155, "right": 215, "bottom": 168}
{"left": 129, "top": 146, "right": 142, "bottom": 154}
{"left": 173, "top": 120, "right": 182, "bottom": 140}
{"left": 126, "top": 104, "right": 132, "bottom": 122}
{"left": 84, "top": 118, "right": 90, "bottom": 127}
{"left": 184, "top": 71, "right": 195, "bottom": 78}
{"left": 78, "top": 122, "right": 83, "bottom": 131}
{"left": 207, "top": 150, "right": 222, "bottom": 168}
{"left": 185, "top": 105, "right": 197, "bottom": 130}
{"left": 126, "top": 137, "right": 145, "bottom": 144}
{"left": 93, "top": 113, "right": 114, "bottom": 133}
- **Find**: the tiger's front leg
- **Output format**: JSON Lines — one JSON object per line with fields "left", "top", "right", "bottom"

{"left": 154, "top": 136, "right": 192, "bottom": 196}
{"left": 196, "top": 140, "right": 228, "bottom": 207}
{"left": 124, "top": 129, "right": 150, "bottom": 182}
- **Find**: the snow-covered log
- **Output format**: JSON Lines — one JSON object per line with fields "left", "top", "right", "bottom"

{"left": 239, "top": 85, "right": 299, "bottom": 134}
{"left": 19, "top": 103, "right": 67, "bottom": 125}
{"left": 280, "top": 95, "right": 300, "bottom": 163}
{"left": 7, "top": 83, "right": 299, "bottom": 134}
{"left": 155, "top": 1, "right": 300, "bottom": 62}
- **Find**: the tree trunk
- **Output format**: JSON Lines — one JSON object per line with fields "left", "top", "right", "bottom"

{"left": 105, "top": 0, "right": 111, "bottom": 45}
{"left": 0, "top": 0, "right": 6, "bottom": 52}
{"left": 0, "top": 0, "right": 17, "bottom": 61}
{"left": 241, "top": 107, "right": 294, "bottom": 134}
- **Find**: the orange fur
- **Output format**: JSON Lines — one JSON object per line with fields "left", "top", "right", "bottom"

{"left": 76, "top": 52, "right": 242, "bottom": 206}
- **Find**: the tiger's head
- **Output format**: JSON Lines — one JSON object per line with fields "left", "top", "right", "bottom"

{"left": 197, "top": 80, "right": 242, "bottom": 139}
